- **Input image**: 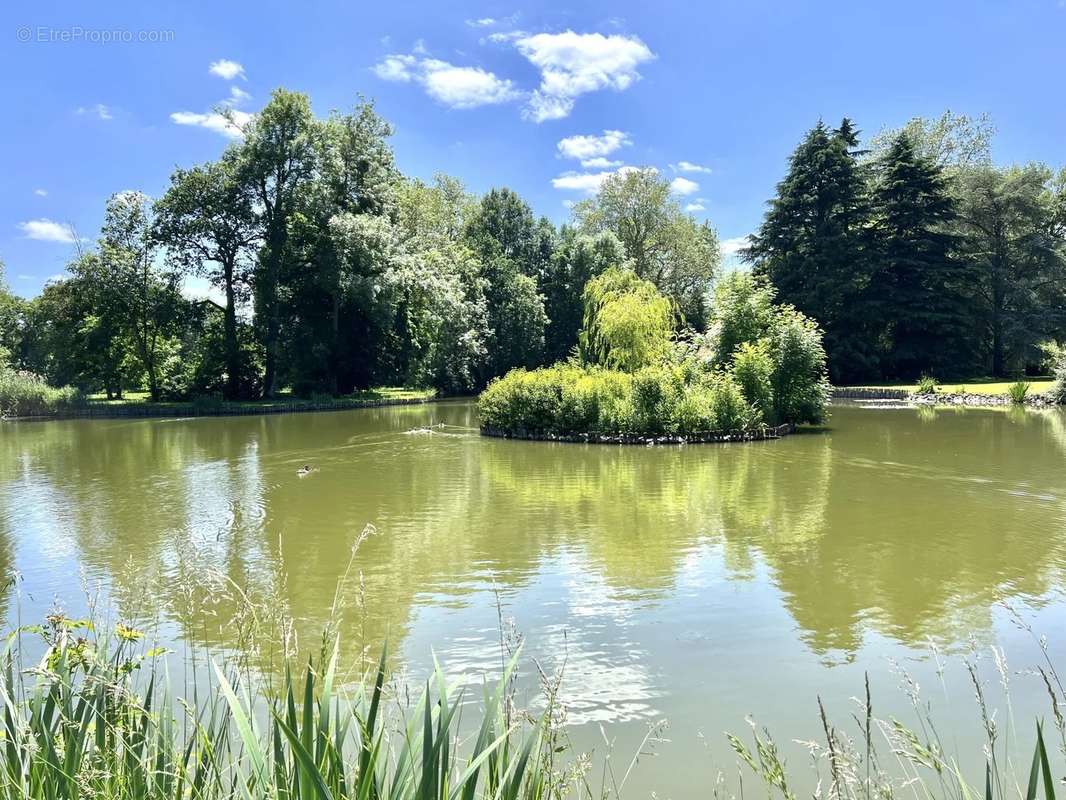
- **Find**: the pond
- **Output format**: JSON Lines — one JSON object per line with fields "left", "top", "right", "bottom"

{"left": 3, "top": 401, "right": 1066, "bottom": 795}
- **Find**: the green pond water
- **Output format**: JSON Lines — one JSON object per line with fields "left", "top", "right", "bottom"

{"left": 3, "top": 401, "right": 1066, "bottom": 795}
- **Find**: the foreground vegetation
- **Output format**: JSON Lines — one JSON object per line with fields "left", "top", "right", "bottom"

{"left": 12, "top": 609, "right": 1066, "bottom": 800}
{"left": 478, "top": 270, "right": 830, "bottom": 436}
{"left": 10, "top": 614, "right": 567, "bottom": 800}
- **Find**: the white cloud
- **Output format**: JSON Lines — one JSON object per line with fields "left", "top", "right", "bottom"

{"left": 580, "top": 157, "right": 622, "bottom": 168}
{"left": 466, "top": 17, "right": 497, "bottom": 27}
{"left": 373, "top": 54, "right": 521, "bottom": 109}
{"left": 18, "top": 219, "right": 77, "bottom": 243}
{"left": 515, "top": 31, "right": 654, "bottom": 121}
{"left": 720, "top": 236, "right": 750, "bottom": 257}
{"left": 33, "top": 189, "right": 48, "bottom": 197}
{"left": 76, "top": 104, "right": 112, "bottom": 120}
{"left": 557, "top": 129, "right": 631, "bottom": 160}
{"left": 486, "top": 30, "right": 525, "bottom": 43}
{"left": 226, "top": 86, "right": 252, "bottom": 106}
{"left": 412, "top": 38, "right": 429, "bottom": 55}
{"left": 670, "top": 176, "right": 699, "bottom": 196}
{"left": 209, "top": 59, "right": 245, "bottom": 80}
{"left": 551, "top": 165, "right": 645, "bottom": 194}
{"left": 672, "top": 160, "right": 712, "bottom": 174}
{"left": 170, "top": 109, "right": 252, "bottom": 138}
{"left": 373, "top": 54, "right": 417, "bottom": 81}
{"left": 685, "top": 202, "right": 706, "bottom": 212}
{"left": 551, "top": 170, "right": 617, "bottom": 193}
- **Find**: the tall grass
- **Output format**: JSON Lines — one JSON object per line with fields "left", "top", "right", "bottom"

{"left": 1008, "top": 380, "right": 1032, "bottom": 404}
{"left": 0, "top": 367, "right": 84, "bottom": 418}
{"left": 3, "top": 613, "right": 564, "bottom": 800}
{"left": 725, "top": 611, "right": 1066, "bottom": 800}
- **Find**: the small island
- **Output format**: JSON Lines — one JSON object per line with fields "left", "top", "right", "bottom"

{"left": 478, "top": 269, "right": 830, "bottom": 444}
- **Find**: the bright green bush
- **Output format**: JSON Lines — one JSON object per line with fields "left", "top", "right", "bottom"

{"left": 579, "top": 267, "right": 675, "bottom": 372}
{"left": 479, "top": 363, "right": 761, "bottom": 435}
{"left": 731, "top": 340, "right": 775, "bottom": 424}
{"left": 768, "top": 308, "right": 831, "bottom": 425}
{"left": 708, "top": 272, "right": 777, "bottom": 364}
{"left": 916, "top": 373, "right": 939, "bottom": 394}
{"left": 0, "top": 367, "right": 84, "bottom": 417}
{"left": 479, "top": 268, "right": 830, "bottom": 436}
{"left": 1007, "top": 380, "right": 1031, "bottom": 404}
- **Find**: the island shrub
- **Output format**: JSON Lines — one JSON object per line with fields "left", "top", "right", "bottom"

{"left": 0, "top": 367, "right": 84, "bottom": 417}
{"left": 478, "top": 269, "right": 830, "bottom": 437}
{"left": 1047, "top": 344, "right": 1066, "bottom": 404}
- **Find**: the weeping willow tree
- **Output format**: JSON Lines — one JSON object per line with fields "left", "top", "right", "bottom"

{"left": 578, "top": 266, "right": 676, "bottom": 372}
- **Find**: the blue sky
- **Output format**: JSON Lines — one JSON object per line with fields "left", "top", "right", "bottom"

{"left": 2, "top": 0, "right": 1064, "bottom": 298}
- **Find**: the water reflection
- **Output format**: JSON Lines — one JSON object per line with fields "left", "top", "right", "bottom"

{"left": 1, "top": 404, "right": 1065, "bottom": 679}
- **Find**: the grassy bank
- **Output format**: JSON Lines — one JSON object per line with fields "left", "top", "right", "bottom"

{"left": 839, "top": 377, "right": 1055, "bottom": 396}
{"left": 8, "top": 386, "right": 437, "bottom": 420}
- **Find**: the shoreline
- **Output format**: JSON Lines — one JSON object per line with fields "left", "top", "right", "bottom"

{"left": 480, "top": 422, "right": 795, "bottom": 445}
{"left": 3, "top": 393, "right": 447, "bottom": 423}
{"left": 832, "top": 387, "right": 1060, "bottom": 408}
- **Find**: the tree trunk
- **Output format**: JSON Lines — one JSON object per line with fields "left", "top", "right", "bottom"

{"left": 223, "top": 260, "right": 240, "bottom": 401}
{"left": 261, "top": 227, "right": 285, "bottom": 399}
{"left": 991, "top": 269, "right": 1006, "bottom": 377}
{"left": 330, "top": 290, "right": 340, "bottom": 396}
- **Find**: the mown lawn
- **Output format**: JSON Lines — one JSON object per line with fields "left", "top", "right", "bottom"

{"left": 840, "top": 377, "right": 1055, "bottom": 395}
{"left": 85, "top": 386, "right": 436, "bottom": 409}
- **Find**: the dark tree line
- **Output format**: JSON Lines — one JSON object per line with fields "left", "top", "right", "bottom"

{"left": 2, "top": 89, "right": 719, "bottom": 401}
{"left": 745, "top": 113, "right": 1066, "bottom": 382}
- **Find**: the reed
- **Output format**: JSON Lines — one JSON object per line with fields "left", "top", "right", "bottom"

{"left": 3, "top": 613, "right": 562, "bottom": 800}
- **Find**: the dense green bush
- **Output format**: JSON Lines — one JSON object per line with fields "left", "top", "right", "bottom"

{"left": 731, "top": 340, "right": 775, "bottom": 423}
{"left": 916, "top": 373, "right": 939, "bottom": 394}
{"left": 478, "top": 363, "right": 760, "bottom": 435}
{"left": 767, "top": 307, "right": 831, "bottom": 425}
{"left": 0, "top": 367, "right": 84, "bottom": 417}
{"left": 478, "top": 268, "right": 830, "bottom": 437}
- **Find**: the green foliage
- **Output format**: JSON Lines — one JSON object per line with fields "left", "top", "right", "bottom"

{"left": 542, "top": 229, "right": 624, "bottom": 362}
{"left": 749, "top": 113, "right": 1066, "bottom": 382}
{"left": 1048, "top": 345, "right": 1066, "bottom": 404}
{"left": 579, "top": 267, "right": 675, "bottom": 372}
{"left": 746, "top": 119, "right": 878, "bottom": 383}
{"left": 478, "top": 364, "right": 760, "bottom": 435}
{"left": 0, "top": 367, "right": 84, "bottom": 417}
{"left": 1, "top": 614, "right": 554, "bottom": 800}
{"left": 869, "top": 133, "right": 969, "bottom": 378}
{"left": 1007, "top": 380, "right": 1031, "bottom": 404}
{"left": 766, "top": 307, "right": 832, "bottom": 425}
{"left": 731, "top": 340, "right": 775, "bottom": 423}
{"left": 573, "top": 168, "right": 720, "bottom": 325}
{"left": 916, "top": 373, "right": 940, "bottom": 394}
{"left": 708, "top": 272, "right": 777, "bottom": 364}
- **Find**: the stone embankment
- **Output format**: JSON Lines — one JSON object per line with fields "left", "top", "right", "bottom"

{"left": 480, "top": 422, "right": 794, "bottom": 445}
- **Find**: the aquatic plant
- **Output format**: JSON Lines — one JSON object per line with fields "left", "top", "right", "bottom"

{"left": 1008, "top": 380, "right": 1032, "bottom": 404}
{"left": 916, "top": 373, "right": 939, "bottom": 395}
